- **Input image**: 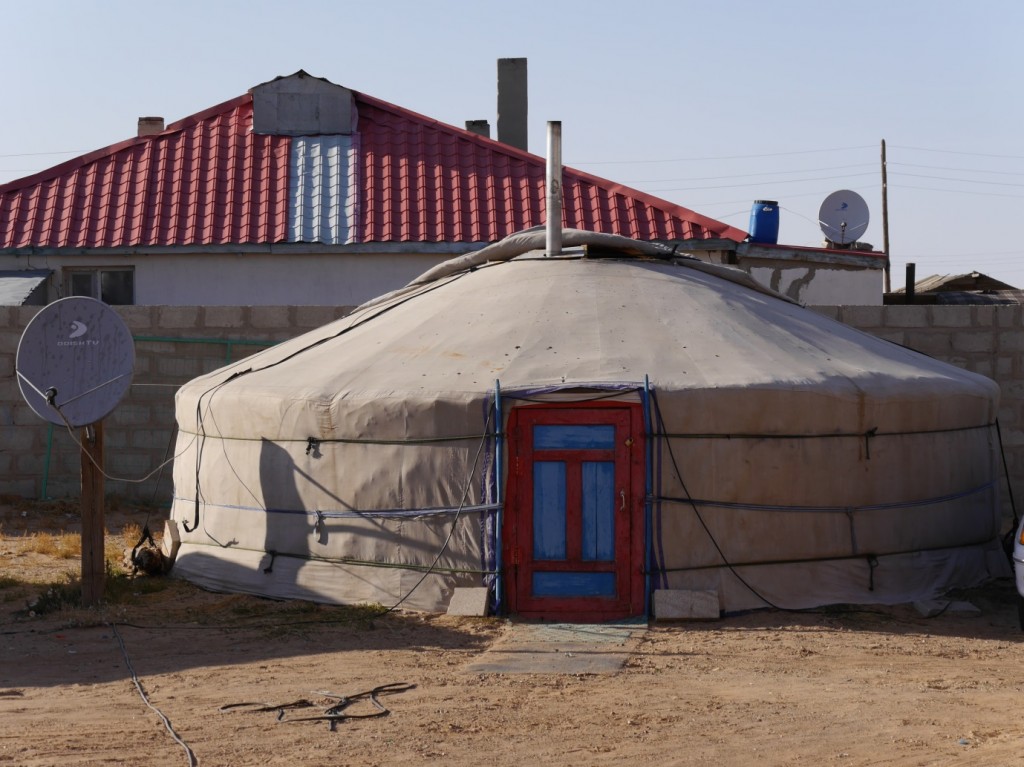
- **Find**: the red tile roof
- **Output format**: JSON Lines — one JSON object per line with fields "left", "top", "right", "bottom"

{"left": 0, "top": 88, "right": 747, "bottom": 250}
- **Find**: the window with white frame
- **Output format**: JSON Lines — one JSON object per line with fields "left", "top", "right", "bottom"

{"left": 64, "top": 267, "right": 135, "bottom": 305}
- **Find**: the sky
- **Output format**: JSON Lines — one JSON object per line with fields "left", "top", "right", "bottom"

{"left": 3, "top": 0, "right": 1023, "bottom": 290}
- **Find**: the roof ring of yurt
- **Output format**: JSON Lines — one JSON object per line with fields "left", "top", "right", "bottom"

{"left": 168, "top": 227, "right": 1006, "bottom": 621}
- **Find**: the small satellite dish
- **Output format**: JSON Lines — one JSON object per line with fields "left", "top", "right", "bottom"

{"left": 16, "top": 296, "right": 135, "bottom": 427}
{"left": 819, "top": 190, "right": 870, "bottom": 245}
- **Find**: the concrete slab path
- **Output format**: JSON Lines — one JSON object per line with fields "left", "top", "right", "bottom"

{"left": 464, "top": 621, "right": 644, "bottom": 674}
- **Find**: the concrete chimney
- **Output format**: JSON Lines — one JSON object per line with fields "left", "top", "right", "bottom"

{"left": 497, "top": 58, "right": 527, "bottom": 151}
{"left": 465, "top": 119, "right": 491, "bottom": 139}
{"left": 137, "top": 116, "right": 165, "bottom": 137}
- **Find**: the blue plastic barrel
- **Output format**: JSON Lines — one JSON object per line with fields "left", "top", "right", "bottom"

{"left": 748, "top": 200, "right": 779, "bottom": 244}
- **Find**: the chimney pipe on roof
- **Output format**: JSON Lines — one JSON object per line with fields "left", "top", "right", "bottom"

{"left": 137, "top": 116, "right": 165, "bottom": 137}
{"left": 546, "top": 121, "right": 562, "bottom": 257}
{"left": 465, "top": 119, "right": 491, "bottom": 139}
{"left": 497, "top": 58, "right": 528, "bottom": 151}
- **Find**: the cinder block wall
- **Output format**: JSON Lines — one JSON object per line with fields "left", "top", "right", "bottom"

{"left": 2, "top": 304, "right": 1022, "bottom": 527}
{"left": 0, "top": 305, "right": 353, "bottom": 503}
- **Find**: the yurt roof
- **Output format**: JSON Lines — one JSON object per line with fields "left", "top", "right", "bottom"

{"left": 176, "top": 230, "right": 998, "bottom": 439}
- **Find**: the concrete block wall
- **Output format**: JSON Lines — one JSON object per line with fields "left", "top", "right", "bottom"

{"left": 2, "top": 304, "right": 1023, "bottom": 528}
{"left": 0, "top": 305, "right": 354, "bottom": 503}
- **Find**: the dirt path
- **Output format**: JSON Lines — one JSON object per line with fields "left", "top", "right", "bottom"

{"left": 2, "top": 500, "right": 1023, "bottom": 766}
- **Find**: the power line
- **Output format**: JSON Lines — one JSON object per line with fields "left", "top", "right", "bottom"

{"left": 894, "top": 171, "right": 1024, "bottom": 188}
{"left": 619, "top": 162, "right": 877, "bottom": 185}
{"left": 890, "top": 144, "right": 1024, "bottom": 161}
{"left": 890, "top": 183, "right": 1024, "bottom": 199}
{"left": 779, "top": 205, "right": 823, "bottom": 229}
{"left": 893, "top": 253, "right": 1024, "bottom": 264}
{"left": 570, "top": 144, "right": 876, "bottom": 165}
{"left": 710, "top": 208, "right": 755, "bottom": 221}
{"left": 895, "top": 249, "right": 1023, "bottom": 258}
{"left": 892, "top": 161, "right": 1024, "bottom": 177}
{"left": 0, "top": 149, "right": 87, "bottom": 159}
{"left": 638, "top": 171, "right": 878, "bottom": 194}
{"left": 690, "top": 185, "right": 879, "bottom": 208}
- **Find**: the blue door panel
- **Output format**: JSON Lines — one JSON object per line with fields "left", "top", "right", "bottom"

{"left": 533, "top": 424, "right": 616, "bottom": 450}
{"left": 582, "top": 461, "right": 615, "bottom": 561}
{"left": 533, "top": 461, "right": 566, "bottom": 560}
{"left": 532, "top": 571, "right": 617, "bottom": 597}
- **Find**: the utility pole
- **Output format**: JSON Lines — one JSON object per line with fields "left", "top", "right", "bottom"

{"left": 882, "top": 139, "right": 891, "bottom": 294}
{"left": 80, "top": 422, "right": 106, "bottom": 606}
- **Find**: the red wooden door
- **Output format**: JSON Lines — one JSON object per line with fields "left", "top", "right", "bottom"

{"left": 504, "top": 403, "right": 645, "bottom": 621}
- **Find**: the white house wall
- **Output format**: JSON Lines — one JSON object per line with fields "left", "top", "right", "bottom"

{"left": 748, "top": 263, "right": 882, "bottom": 306}
{"left": 0, "top": 251, "right": 882, "bottom": 306}
{"left": 0, "top": 252, "right": 452, "bottom": 306}
{"left": 139, "top": 253, "right": 454, "bottom": 306}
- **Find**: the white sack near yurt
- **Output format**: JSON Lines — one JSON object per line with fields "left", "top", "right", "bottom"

{"left": 168, "top": 229, "right": 1007, "bottom": 618}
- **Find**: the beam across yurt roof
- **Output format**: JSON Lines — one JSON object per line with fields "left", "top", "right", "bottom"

{"left": 168, "top": 229, "right": 1005, "bottom": 619}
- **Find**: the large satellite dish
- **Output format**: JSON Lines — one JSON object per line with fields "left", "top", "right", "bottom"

{"left": 819, "top": 190, "right": 870, "bottom": 245}
{"left": 16, "top": 296, "right": 135, "bottom": 427}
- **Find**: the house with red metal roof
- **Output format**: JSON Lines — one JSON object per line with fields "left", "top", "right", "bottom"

{"left": 0, "top": 70, "right": 884, "bottom": 306}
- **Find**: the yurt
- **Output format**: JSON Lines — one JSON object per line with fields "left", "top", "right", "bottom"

{"left": 168, "top": 229, "right": 1005, "bottom": 620}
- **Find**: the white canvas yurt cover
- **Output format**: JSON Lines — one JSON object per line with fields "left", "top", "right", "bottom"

{"left": 169, "top": 229, "right": 1006, "bottom": 619}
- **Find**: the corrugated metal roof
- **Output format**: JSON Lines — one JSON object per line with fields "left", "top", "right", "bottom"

{"left": 934, "top": 291, "right": 1024, "bottom": 305}
{"left": 354, "top": 93, "right": 743, "bottom": 243}
{"left": 900, "top": 272, "right": 1021, "bottom": 294}
{"left": 290, "top": 136, "right": 357, "bottom": 245}
{"left": 0, "top": 96, "right": 290, "bottom": 249}
{"left": 0, "top": 269, "right": 50, "bottom": 305}
{"left": 0, "top": 83, "right": 747, "bottom": 251}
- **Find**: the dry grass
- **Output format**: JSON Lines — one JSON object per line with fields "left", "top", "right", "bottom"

{"left": 2, "top": 521, "right": 148, "bottom": 563}
{"left": 119, "top": 521, "right": 143, "bottom": 550}
{"left": 20, "top": 531, "right": 81, "bottom": 559}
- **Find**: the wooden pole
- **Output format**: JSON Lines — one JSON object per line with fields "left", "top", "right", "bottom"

{"left": 882, "top": 139, "right": 891, "bottom": 293}
{"left": 80, "top": 421, "right": 105, "bottom": 606}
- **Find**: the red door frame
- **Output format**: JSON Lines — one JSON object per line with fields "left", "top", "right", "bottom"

{"left": 503, "top": 401, "right": 645, "bottom": 621}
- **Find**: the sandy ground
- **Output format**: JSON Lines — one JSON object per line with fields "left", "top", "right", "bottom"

{"left": 2, "top": 498, "right": 1024, "bottom": 767}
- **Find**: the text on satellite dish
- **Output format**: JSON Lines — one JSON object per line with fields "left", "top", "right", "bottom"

{"left": 58, "top": 321, "right": 99, "bottom": 346}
